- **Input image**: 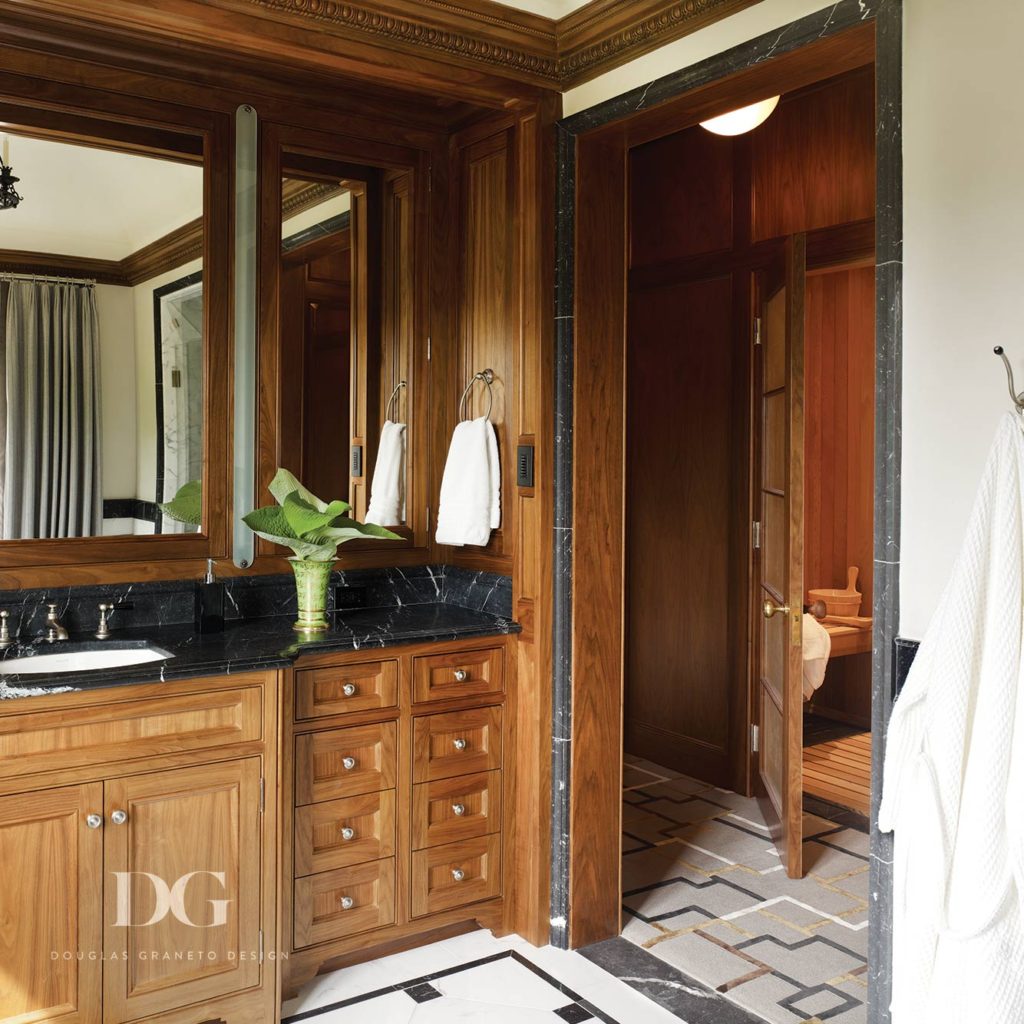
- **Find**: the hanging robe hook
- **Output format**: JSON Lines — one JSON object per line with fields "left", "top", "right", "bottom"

{"left": 994, "top": 347, "right": 1024, "bottom": 413}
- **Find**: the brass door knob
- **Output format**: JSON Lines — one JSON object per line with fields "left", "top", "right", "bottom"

{"left": 762, "top": 599, "right": 791, "bottom": 619}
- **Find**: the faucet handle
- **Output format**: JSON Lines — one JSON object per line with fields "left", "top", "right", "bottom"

{"left": 47, "top": 602, "right": 57, "bottom": 615}
{"left": 0, "top": 610, "right": 11, "bottom": 650}
{"left": 96, "top": 604, "right": 112, "bottom": 640}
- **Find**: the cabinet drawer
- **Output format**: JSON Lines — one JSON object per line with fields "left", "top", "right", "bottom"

{"left": 412, "top": 771, "right": 501, "bottom": 849}
{"left": 295, "top": 659, "right": 399, "bottom": 720}
{"left": 293, "top": 858, "right": 395, "bottom": 949}
{"left": 412, "top": 646, "right": 503, "bottom": 704}
{"left": 412, "top": 706, "right": 502, "bottom": 783}
{"left": 295, "top": 722, "right": 397, "bottom": 805}
{"left": 0, "top": 685, "right": 262, "bottom": 778}
{"left": 295, "top": 790, "right": 396, "bottom": 876}
{"left": 411, "top": 834, "right": 501, "bottom": 918}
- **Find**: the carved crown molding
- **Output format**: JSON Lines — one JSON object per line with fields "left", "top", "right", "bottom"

{"left": 244, "top": 0, "right": 759, "bottom": 89}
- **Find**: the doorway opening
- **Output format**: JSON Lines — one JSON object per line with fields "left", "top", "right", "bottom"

{"left": 619, "top": 62, "right": 875, "bottom": 1021}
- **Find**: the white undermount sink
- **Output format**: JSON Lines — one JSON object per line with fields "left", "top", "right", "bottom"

{"left": 0, "top": 642, "right": 173, "bottom": 676}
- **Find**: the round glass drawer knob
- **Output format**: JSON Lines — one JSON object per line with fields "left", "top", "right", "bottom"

{"left": 452, "top": 803, "right": 466, "bottom": 816}
{"left": 451, "top": 868, "right": 466, "bottom": 882}
{"left": 339, "top": 895, "right": 354, "bottom": 910}
{"left": 453, "top": 738, "right": 467, "bottom": 751}
{"left": 340, "top": 826, "right": 355, "bottom": 841}
{"left": 342, "top": 683, "right": 357, "bottom": 697}
{"left": 454, "top": 669, "right": 468, "bottom": 682}
{"left": 342, "top": 756, "right": 357, "bottom": 771}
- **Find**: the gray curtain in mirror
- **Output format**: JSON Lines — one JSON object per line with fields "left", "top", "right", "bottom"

{"left": 0, "top": 279, "right": 102, "bottom": 539}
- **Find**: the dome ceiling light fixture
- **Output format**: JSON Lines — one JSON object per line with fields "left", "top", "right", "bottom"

{"left": 699, "top": 95, "right": 781, "bottom": 136}
{"left": 0, "top": 135, "right": 23, "bottom": 211}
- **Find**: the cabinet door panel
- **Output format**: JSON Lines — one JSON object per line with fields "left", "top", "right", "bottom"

{"left": 102, "top": 758, "right": 262, "bottom": 1023}
{"left": 0, "top": 784, "right": 102, "bottom": 1024}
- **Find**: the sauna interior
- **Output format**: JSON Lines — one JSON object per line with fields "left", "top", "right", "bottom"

{"left": 624, "top": 63, "right": 877, "bottom": 836}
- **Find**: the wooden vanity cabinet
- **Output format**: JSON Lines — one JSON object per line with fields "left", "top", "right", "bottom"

{"left": 282, "top": 636, "right": 515, "bottom": 993}
{"left": 0, "top": 672, "right": 279, "bottom": 1024}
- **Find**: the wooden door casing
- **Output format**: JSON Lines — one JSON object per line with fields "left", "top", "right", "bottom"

{"left": 755, "top": 236, "right": 806, "bottom": 878}
{"left": 102, "top": 758, "right": 263, "bottom": 1023}
{"left": 0, "top": 784, "right": 103, "bottom": 1024}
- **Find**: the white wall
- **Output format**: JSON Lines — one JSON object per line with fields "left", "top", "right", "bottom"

{"left": 563, "top": 0, "right": 1016, "bottom": 640}
{"left": 95, "top": 284, "right": 138, "bottom": 502}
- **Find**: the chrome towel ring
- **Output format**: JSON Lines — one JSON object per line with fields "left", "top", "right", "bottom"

{"left": 459, "top": 368, "right": 495, "bottom": 422}
{"left": 385, "top": 379, "right": 407, "bottom": 421}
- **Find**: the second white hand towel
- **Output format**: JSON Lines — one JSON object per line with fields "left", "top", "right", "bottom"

{"left": 365, "top": 420, "right": 406, "bottom": 526}
{"left": 435, "top": 416, "right": 500, "bottom": 547}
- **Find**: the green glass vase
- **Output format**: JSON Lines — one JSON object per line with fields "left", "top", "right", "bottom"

{"left": 290, "top": 558, "right": 335, "bottom": 633}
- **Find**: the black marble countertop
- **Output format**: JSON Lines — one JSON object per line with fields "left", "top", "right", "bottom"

{"left": 0, "top": 603, "right": 518, "bottom": 700}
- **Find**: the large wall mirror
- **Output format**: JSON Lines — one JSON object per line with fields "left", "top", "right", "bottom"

{"left": 258, "top": 125, "right": 422, "bottom": 563}
{"left": 0, "top": 100, "right": 231, "bottom": 576}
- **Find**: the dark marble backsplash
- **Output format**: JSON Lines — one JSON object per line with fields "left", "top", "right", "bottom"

{"left": 0, "top": 564, "right": 512, "bottom": 640}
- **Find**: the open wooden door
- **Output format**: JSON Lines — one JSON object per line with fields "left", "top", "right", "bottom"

{"left": 755, "top": 234, "right": 806, "bottom": 878}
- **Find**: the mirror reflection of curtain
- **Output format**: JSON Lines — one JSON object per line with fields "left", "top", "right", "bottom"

{"left": 157, "top": 278, "right": 203, "bottom": 534}
{"left": 0, "top": 278, "right": 102, "bottom": 539}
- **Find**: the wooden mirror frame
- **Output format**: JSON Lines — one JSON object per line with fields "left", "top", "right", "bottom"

{"left": 0, "top": 83, "right": 233, "bottom": 589}
{"left": 254, "top": 120, "right": 432, "bottom": 570}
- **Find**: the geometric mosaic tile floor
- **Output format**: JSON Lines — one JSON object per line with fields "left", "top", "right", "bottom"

{"left": 621, "top": 755, "right": 869, "bottom": 1024}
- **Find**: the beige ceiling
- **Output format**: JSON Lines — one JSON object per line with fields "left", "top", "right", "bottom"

{"left": 487, "top": 0, "right": 592, "bottom": 19}
{"left": 0, "top": 133, "right": 203, "bottom": 261}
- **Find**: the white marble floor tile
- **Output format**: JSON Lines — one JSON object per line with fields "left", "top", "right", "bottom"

{"left": 307, "top": 989, "right": 416, "bottom": 1024}
{"left": 432, "top": 956, "right": 568, "bottom": 1010}
{"left": 282, "top": 957, "right": 394, "bottom": 1015}
{"left": 408, "top": 997, "right": 562, "bottom": 1023}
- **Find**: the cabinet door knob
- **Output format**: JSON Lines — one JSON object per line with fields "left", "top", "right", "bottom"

{"left": 342, "top": 756, "right": 357, "bottom": 771}
{"left": 340, "top": 826, "right": 355, "bottom": 841}
{"left": 452, "top": 803, "right": 466, "bottom": 817}
{"left": 454, "top": 669, "right": 468, "bottom": 682}
{"left": 451, "top": 868, "right": 466, "bottom": 882}
{"left": 342, "top": 683, "right": 357, "bottom": 697}
{"left": 452, "top": 738, "right": 467, "bottom": 751}
{"left": 110, "top": 809, "right": 128, "bottom": 825}
{"left": 339, "top": 895, "right": 354, "bottom": 910}
{"left": 85, "top": 813, "right": 103, "bottom": 830}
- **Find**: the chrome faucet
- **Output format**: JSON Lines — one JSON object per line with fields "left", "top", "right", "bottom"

{"left": 45, "top": 603, "right": 69, "bottom": 643}
{"left": 0, "top": 610, "right": 13, "bottom": 651}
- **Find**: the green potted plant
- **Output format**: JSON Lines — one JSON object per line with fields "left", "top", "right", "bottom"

{"left": 243, "top": 468, "right": 400, "bottom": 633}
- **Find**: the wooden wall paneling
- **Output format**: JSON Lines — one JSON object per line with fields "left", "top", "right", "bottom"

{"left": 445, "top": 123, "right": 517, "bottom": 574}
{"left": 751, "top": 67, "right": 876, "bottom": 242}
{"left": 507, "top": 95, "right": 558, "bottom": 946}
{"left": 569, "top": 131, "right": 627, "bottom": 948}
{"left": 804, "top": 263, "right": 875, "bottom": 727}
{"left": 348, "top": 182, "right": 371, "bottom": 522}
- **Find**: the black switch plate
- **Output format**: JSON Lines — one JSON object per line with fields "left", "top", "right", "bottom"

{"left": 517, "top": 444, "right": 535, "bottom": 488}
{"left": 351, "top": 445, "right": 363, "bottom": 478}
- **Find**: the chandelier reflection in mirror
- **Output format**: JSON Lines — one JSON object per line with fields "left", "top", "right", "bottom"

{"left": 0, "top": 136, "right": 22, "bottom": 210}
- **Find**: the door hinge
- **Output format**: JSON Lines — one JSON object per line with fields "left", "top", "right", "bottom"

{"left": 258, "top": 929, "right": 264, "bottom": 963}
{"left": 427, "top": 335, "right": 432, "bottom": 361}
{"left": 750, "top": 724, "right": 760, "bottom": 753}
{"left": 426, "top": 506, "right": 431, "bottom": 531}
{"left": 259, "top": 777, "right": 265, "bottom": 814}
{"left": 752, "top": 521, "right": 762, "bottom": 550}
{"left": 753, "top": 316, "right": 762, "bottom": 347}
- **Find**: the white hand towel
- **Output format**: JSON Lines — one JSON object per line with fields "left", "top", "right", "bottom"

{"left": 435, "top": 416, "right": 500, "bottom": 547}
{"left": 365, "top": 420, "right": 406, "bottom": 526}
{"left": 801, "top": 613, "right": 832, "bottom": 700}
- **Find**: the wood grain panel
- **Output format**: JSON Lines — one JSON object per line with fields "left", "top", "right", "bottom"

{"left": 752, "top": 68, "right": 875, "bottom": 242}
{"left": 294, "top": 790, "right": 396, "bottom": 876}
{"left": 0, "top": 685, "right": 262, "bottom": 778}
{"left": 625, "top": 274, "right": 735, "bottom": 780}
{"left": 293, "top": 858, "right": 396, "bottom": 949}
{"left": 412, "top": 770, "right": 501, "bottom": 849}
{"left": 295, "top": 659, "right": 399, "bottom": 720}
{"left": 412, "top": 706, "right": 502, "bottom": 783}
{"left": 102, "top": 758, "right": 262, "bottom": 1020}
{"left": 629, "top": 128, "right": 733, "bottom": 268}
{"left": 410, "top": 834, "right": 501, "bottom": 917}
{"left": 803, "top": 264, "right": 874, "bottom": 728}
{"left": 412, "top": 646, "right": 503, "bottom": 704}
{"left": 0, "top": 784, "right": 102, "bottom": 1024}
{"left": 294, "top": 722, "right": 398, "bottom": 805}
{"left": 803, "top": 732, "right": 871, "bottom": 814}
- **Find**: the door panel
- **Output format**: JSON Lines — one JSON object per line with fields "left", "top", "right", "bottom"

{"left": 756, "top": 235, "right": 806, "bottom": 878}
{"left": 0, "top": 784, "right": 102, "bottom": 1024}
{"left": 102, "top": 758, "right": 262, "bottom": 1022}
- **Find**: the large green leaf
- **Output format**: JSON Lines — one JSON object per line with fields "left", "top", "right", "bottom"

{"left": 159, "top": 480, "right": 202, "bottom": 526}
{"left": 307, "top": 517, "right": 402, "bottom": 545}
{"left": 242, "top": 505, "right": 336, "bottom": 560}
{"left": 282, "top": 492, "right": 350, "bottom": 540}
{"left": 268, "top": 468, "right": 349, "bottom": 515}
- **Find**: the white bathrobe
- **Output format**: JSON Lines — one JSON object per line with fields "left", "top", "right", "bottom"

{"left": 879, "top": 413, "right": 1024, "bottom": 1023}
